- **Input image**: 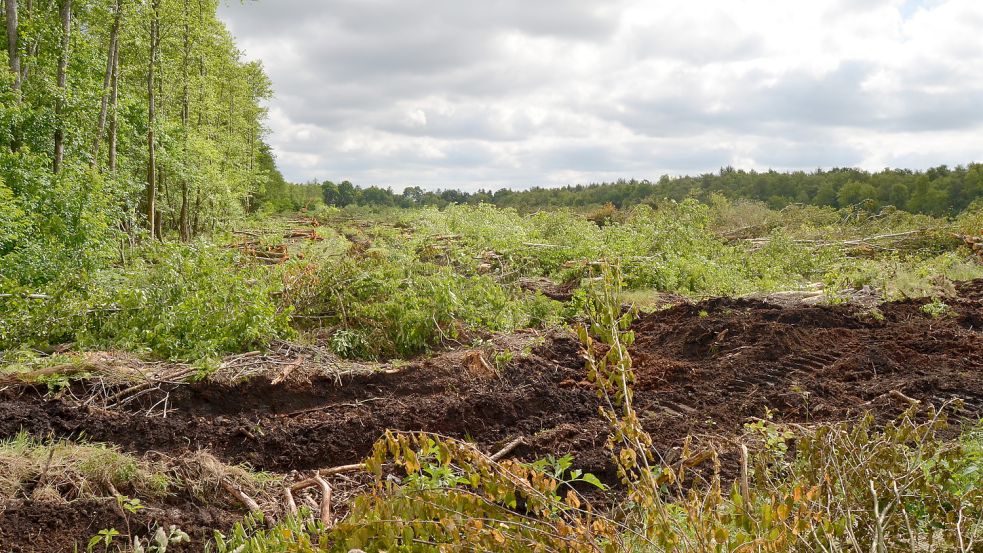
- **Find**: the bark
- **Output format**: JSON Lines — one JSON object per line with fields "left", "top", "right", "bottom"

{"left": 108, "top": 39, "right": 119, "bottom": 173}
{"left": 179, "top": 0, "right": 190, "bottom": 240}
{"left": 92, "top": 0, "right": 121, "bottom": 167}
{"left": 146, "top": 0, "right": 160, "bottom": 239}
{"left": 52, "top": 0, "right": 72, "bottom": 174}
{"left": 4, "top": 0, "right": 20, "bottom": 93}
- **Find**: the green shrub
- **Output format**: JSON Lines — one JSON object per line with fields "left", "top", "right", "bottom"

{"left": 296, "top": 249, "right": 563, "bottom": 359}
{"left": 81, "top": 243, "right": 293, "bottom": 360}
{"left": 1, "top": 243, "right": 292, "bottom": 361}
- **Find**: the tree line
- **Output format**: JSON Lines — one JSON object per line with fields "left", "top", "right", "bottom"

{"left": 1, "top": 0, "right": 278, "bottom": 286}
{"left": 311, "top": 165, "right": 983, "bottom": 216}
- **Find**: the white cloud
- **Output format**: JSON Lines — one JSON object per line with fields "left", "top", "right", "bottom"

{"left": 220, "top": 0, "right": 983, "bottom": 190}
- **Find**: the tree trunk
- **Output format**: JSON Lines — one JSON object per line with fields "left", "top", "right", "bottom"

{"left": 146, "top": 0, "right": 160, "bottom": 239}
{"left": 92, "top": 0, "right": 121, "bottom": 167}
{"left": 179, "top": 0, "right": 190, "bottom": 240}
{"left": 52, "top": 0, "right": 72, "bottom": 174}
{"left": 18, "top": 0, "right": 33, "bottom": 84}
{"left": 108, "top": 38, "right": 119, "bottom": 173}
{"left": 4, "top": 0, "right": 20, "bottom": 93}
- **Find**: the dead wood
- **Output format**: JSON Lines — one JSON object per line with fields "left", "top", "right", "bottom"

{"left": 221, "top": 477, "right": 263, "bottom": 514}
{"left": 490, "top": 436, "right": 526, "bottom": 462}
{"left": 283, "top": 487, "right": 298, "bottom": 515}
{"left": 318, "top": 463, "right": 367, "bottom": 477}
{"left": 270, "top": 355, "right": 305, "bottom": 385}
{"left": 289, "top": 474, "right": 334, "bottom": 526}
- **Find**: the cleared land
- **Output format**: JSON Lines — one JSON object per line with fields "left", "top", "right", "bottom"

{"left": 2, "top": 280, "right": 981, "bottom": 551}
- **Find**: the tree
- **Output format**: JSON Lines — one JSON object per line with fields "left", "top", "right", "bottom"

{"left": 837, "top": 180, "right": 878, "bottom": 208}
{"left": 4, "top": 0, "right": 19, "bottom": 94}
{"left": 336, "top": 180, "right": 357, "bottom": 207}
{"left": 52, "top": 0, "right": 72, "bottom": 174}
{"left": 321, "top": 180, "right": 338, "bottom": 206}
{"left": 91, "top": 0, "right": 121, "bottom": 167}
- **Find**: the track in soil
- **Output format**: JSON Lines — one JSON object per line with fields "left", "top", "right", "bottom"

{"left": 2, "top": 280, "right": 982, "bottom": 551}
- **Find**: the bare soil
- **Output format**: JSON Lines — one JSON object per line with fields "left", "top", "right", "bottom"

{"left": 2, "top": 281, "right": 981, "bottom": 551}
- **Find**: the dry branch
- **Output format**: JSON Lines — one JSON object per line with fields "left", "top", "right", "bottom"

{"left": 283, "top": 486, "right": 298, "bottom": 515}
{"left": 271, "top": 355, "right": 305, "bottom": 385}
{"left": 289, "top": 474, "right": 336, "bottom": 526}
{"left": 490, "top": 437, "right": 526, "bottom": 462}
{"left": 221, "top": 477, "right": 262, "bottom": 514}
{"left": 318, "top": 463, "right": 367, "bottom": 477}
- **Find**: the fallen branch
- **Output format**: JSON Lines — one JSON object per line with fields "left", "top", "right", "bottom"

{"left": 221, "top": 477, "right": 262, "bottom": 514}
{"left": 102, "top": 366, "right": 196, "bottom": 406}
{"left": 490, "top": 437, "right": 526, "bottom": 462}
{"left": 283, "top": 487, "right": 298, "bottom": 515}
{"left": 861, "top": 389, "right": 922, "bottom": 407}
{"left": 271, "top": 355, "right": 305, "bottom": 385}
{"left": 314, "top": 475, "right": 332, "bottom": 526}
{"left": 289, "top": 474, "right": 335, "bottom": 526}
{"left": 318, "top": 463, "right": 367, "bottom": 477}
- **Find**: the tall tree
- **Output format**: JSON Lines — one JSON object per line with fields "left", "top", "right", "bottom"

{"left": 4, "top": 0, "right": 19, "bottom": 93}
{"left": 92, "top": 0, "right": 121, "bottom": 167}
{"left": 107, "top": 29, "right": 119, "bottom": 173}
{"left": 52, "top": 0, "right": 72, "bottom": 174}
{"left": 178, "top": 0, "right": 191, "bottom": 240}
{"left": 146, "top": 0, "right": 160, "bottom": 238}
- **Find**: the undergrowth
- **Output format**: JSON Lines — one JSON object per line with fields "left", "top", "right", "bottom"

{"left": 2, "top": 201, "right": 979, "bottom": 362}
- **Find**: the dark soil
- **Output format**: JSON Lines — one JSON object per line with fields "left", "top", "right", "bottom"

{"left": 2, "top": 281, "right": 982, "bottom": 551}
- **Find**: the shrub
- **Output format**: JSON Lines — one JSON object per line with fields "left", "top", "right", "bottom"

{"left": 1, "top": 242, "right": 293, "bottom": 361}
{"left": 81, "top": 243, "right": 293, "bottom": 360}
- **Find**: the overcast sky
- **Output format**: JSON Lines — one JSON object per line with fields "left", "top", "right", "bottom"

{"left": 219, "top": 0, "right": 983, "bottom": 191}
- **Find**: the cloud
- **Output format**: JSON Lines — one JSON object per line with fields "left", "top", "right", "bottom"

{"left": 220, "top": 0, "right": 983, "bottom": 190}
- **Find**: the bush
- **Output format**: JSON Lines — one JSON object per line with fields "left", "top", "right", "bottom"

{"left": 295, "top": 249, "right": 563, "bottom": 359}
{"left": 1, "top": 243, "right": 293, "bottom": 361}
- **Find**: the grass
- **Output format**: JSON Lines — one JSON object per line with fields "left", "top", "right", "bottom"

{"left": 0, "top": 432, "right": 279, "bottom": 509}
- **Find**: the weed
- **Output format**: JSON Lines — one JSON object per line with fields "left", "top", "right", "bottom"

{"left": 922, "top": 297, "right": 954, "bottom": 318}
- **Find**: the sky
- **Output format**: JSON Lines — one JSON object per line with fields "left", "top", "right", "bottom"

{"left": 218, "top": 0, "right": 983, "bottom": 191}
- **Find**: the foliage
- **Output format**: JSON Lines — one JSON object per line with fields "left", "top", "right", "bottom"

{"left": 1, "top": 242, "right": 292, "bottom": 361}
{"left": 0, "top": 0, "right": 277, "bottom": 290}
{"left": 294, "top": 249, "right": 564, "bottom": 359}
{"left": 314, "top": 164, "right": 983, "bottom": 216}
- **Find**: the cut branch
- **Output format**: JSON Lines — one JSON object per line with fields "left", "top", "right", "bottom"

{"left": 490, "top": 436, "right": 526, "bottom": 462}
{"left": 221, "top": 477, "right": 262, "bottom": 514}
